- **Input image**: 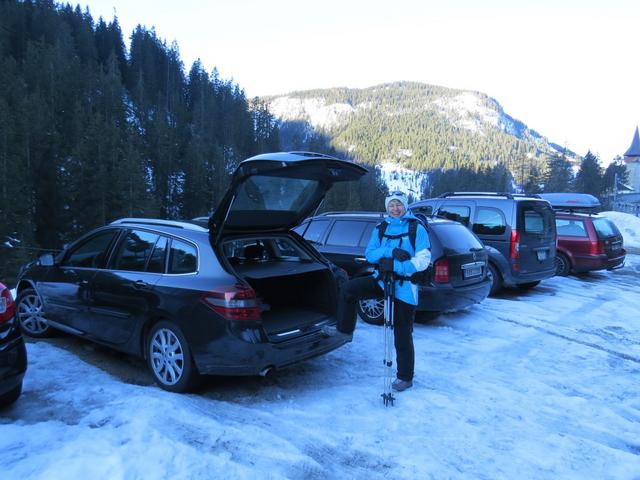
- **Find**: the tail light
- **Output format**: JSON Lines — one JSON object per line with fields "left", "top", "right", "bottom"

{"left": 201, "top": 285, "right": 261, "bottom": 321}
{"left": 433, "top": 258, "right": 449, "bottom": 283}
{"left": 510, "top": 229, "right": 521, "bottom": 270}
{"left": 0, "top": 286, "right": 16, "bottom": 325}
{"left": 510, "top": 230, "right": 520, "bottom": 260}
{"left": 589, "top": 240, "right": 605, "bottom": 256}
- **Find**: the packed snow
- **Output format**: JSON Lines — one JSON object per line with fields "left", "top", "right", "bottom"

{"left": 601, "top": 211, "right": 640, "bottom": 251}
{"left": 2, "top": 215, "right": 640, "bottom": 479}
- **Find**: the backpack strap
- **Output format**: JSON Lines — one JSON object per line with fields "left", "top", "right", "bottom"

{"left": 377, "top": 218, "right": 420, "bottom": 250}
{"left": 408, "top": 219, "right": 417, "bottom": 251}
{"left": 376, "top": 220, "right": 389, "bottom": 244}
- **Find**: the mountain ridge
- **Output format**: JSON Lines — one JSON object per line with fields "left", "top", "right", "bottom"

{"left": 264, "top": 81, "right": 578, "bottom": 173}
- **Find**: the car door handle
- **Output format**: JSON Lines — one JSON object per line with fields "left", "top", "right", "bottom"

{"left": 132, "top": 280, "right": 151, "bottom": 290}
{"left": 79, "top": 280, "right": 89, "bottom": 287}
{"left": 354, "top": 257, "right": 368, "bottom": 264}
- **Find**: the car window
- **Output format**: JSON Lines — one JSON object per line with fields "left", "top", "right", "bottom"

{"left": 473, "top": 207, "right": 506, "bottom": 235}
{"left": 168, "top": 239, "right": 198, "bottom": 274}
{"left": 111, "top": 230, "right": 161, "bottom": 272}
{"left": 293, "top": 219, "right": 330, "bottom": 244}
{"left": 431, "top": 223, "right": 483, "bottom": 250}
{"left": 521, "top": 206, "right": 554, "bottom": 234}
{"left": 63, "top": 230, "right": 119, "bottom": 268}
{"left": 437, "top": 206, "right": 471, "bottom": 226}
{"left": 146, "top": 236, "right": 169, "bottom": 273}
{"left": 233, "top": 176, "right": 319, "bottom": 212}
{"left": 326, "top": 220, "right": 368, "bottom": 247}
{"left": 412, "top": 205, "right": 433, "bottom": 216}
{"left": 556, "top": 219, "right": 588, "bottom": 237}
{"left": 359, "top": 222, "right": 376, "bottom": 247}
{"left": 592, "top": 218, "right": 620, "bottom": 239}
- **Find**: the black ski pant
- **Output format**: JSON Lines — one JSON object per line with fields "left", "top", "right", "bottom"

{"left": 337, "top": 275, "right": 416, "bottom": 382}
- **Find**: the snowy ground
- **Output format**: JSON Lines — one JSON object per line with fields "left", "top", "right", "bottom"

{"left": 2, "top": 253, "right": 640, "bottom": 479}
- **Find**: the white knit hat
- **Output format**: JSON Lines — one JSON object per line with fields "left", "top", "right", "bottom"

{"left": 385, "top": 191, "right": 409, "bottom": 212}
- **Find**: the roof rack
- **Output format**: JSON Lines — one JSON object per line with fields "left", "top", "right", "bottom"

{"left": 110, "top": 218, "right": 208, "bottom": 232}
{"left": 438, "top": 192, "right": 542, "bottom": 199}
{"left": 319, "top": 211, "right": 386, "bottom": 217}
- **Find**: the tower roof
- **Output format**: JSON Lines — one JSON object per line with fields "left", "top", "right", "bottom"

{"left": 624, "top": 126, "right": 640, "bottom": 158}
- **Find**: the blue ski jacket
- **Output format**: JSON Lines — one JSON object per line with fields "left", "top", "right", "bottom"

{"left": 365, "top": 211, "right": 431, "bottom": 306}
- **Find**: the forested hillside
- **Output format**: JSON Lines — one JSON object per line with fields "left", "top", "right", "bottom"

{"left": 0, "top": 0, "right": 283, "bottom": 278}
{"left": 268, "top": 83, "right": 585, "bottom": 196}
{"left": 268, "top": 82, "right": 575, "bottom": 171}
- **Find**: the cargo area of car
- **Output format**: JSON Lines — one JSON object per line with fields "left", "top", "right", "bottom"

{"left": 222, "top": 235, "right": 337, "bottom": 338}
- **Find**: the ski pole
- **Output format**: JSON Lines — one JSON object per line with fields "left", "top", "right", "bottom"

{"left": 381, "top": 271, "right": 396, "bottom": 407}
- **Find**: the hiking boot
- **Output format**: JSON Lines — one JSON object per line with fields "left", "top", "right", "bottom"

{"left": 321, "top": 325, "right": 351, "bottom": 340}
{"left": 392, "top": 378, "right": 413, "bottom": 392}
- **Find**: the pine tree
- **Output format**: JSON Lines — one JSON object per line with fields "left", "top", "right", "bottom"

{"left": 544, "top": 151, "right": 574, "bottom": 192}
{"left": 574, "top": 150, "right": 603, "bottom": 197}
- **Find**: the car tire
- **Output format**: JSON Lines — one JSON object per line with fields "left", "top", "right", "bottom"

{"left": 0, "top": 382, "right": 22, "bottom": 408}
{"left": 487, "top": 263, "right": 503, "bottom": 296}
{"left": 16, "top": 288, "right": 53, "bottom": 338}
{"left": 517, "top": 281, "right": 541, "bottom": 289}
{"left": 147, "top": 321, "right": 199, "bottom": 393}
{"left": 357, "top": 298, "right": 384, "bottom": 325}
{"left": 555, "top": 253, "right": 571, "bottom": 276}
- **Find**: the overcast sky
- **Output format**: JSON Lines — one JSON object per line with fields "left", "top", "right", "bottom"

{"left": 83, "top": 0, "right": 640, "bottom": 163}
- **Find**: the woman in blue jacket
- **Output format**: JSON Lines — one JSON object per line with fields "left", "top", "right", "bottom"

{"left": 323, "top": 191, "right": 431, "bottom": 391}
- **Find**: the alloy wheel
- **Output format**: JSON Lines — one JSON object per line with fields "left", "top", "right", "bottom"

{"left": 17, "top": 292, "right": 49, "bottom": 336}
{"left": 358, "top": 298, "right": 384, "bottom": 324}
{"left": 150, "top": 328, "right": 185, "bottom": 386}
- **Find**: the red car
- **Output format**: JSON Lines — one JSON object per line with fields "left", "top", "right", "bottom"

{"left": 0, "top": 282, "right": 27, "bottom": 407}
{"left": 540, "top": 193, "right": 626, "bottom": 276}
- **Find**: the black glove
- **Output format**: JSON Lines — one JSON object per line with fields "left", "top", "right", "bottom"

{"left": 378, "top": 257, "right": 394, "bottom": 273}
{"left": 392, "top": 248, "right": 411, "bottom": 262}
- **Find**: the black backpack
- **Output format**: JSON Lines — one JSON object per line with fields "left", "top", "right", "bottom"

{"left": 376, "top": 217, "right": 431, "bottom": 285}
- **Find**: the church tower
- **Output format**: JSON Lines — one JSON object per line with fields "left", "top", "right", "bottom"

{"left": 624, "top": 127, "right": 640, "bottom": 192}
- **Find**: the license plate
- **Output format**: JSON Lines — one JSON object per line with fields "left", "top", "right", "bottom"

{"left": 611, "top": 243, "right": 622, "bottom": 251}
{"left": 463, "top": 267, "right": 482, "bottom": 278}
{"left": 536, "top": 250, "right": 547, "bottom": 261}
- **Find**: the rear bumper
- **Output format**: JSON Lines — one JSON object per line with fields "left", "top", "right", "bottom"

{"left": 0, "top": 331, "right": 27, "bottom": 396}
{"left": 417, "top": 276, "right": 491, "bottom": 313}
{"left": 191, "top": 328, "right": 350, "bottom": 376}
{"left": 502, "top": 265, "right": 556, "bottom": 286}
{"left": 572, "top": 253, "right": 626, "bottom": 272}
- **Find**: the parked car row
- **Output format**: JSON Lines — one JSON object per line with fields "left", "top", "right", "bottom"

{"left": 6, "top": 152, "right": 628, "bottom": 399}
{"left": 294, "top": 192, "right": 627, "bottom": 324}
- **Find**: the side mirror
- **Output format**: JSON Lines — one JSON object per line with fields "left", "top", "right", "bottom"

{"left": 38, "top": 253, "right": 56, "bottom": 267}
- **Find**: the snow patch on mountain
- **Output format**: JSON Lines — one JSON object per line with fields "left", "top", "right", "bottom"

{"left": 269, "top": 97, "right": 354, "bottom": 130}
{"left": 434, "top": 92, "right": 501, "bottom": 134}
{"left": 378, "top": 161, "right": 428, "bottom": 199}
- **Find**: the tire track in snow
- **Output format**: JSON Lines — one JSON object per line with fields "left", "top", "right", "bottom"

{"left": 496, "top": 316, "right": 640, "bottom": 364}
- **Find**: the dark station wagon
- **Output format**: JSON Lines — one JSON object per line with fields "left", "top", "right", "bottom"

{"left": 15, "top": 152, "right": 366, "bottom": 392}
{"left": 294, "top": 211, "right": 491, "bottom": 323}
